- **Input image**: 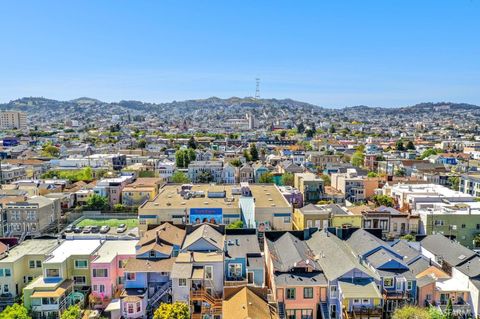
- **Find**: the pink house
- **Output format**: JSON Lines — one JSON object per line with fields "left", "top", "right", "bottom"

{"left": 91, "top": 240, "right": 137, "bottom": 307}
{"left": 265, "top": 232, "right": 327, "bottom": 319}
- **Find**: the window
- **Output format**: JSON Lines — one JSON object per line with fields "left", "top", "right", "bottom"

{"left": 179, "top": 278, "right": 187, "bottom": 287}
{"left": 383, "top": 277, "right": 394, "bottom": 288}
{"left": 74, "top": 260, "right": 88, "bottom": 269}
{"left": 227, "top": 263, "right": 242, "bottom": 279}
{"left": 136, "top": 302, "right": 141, "bottom": 312}
{"left": 29, "top": 260, "right": 36, "bottom": 269}
{"left": 74, "top": 276, "right": 86, "bottom": 285}
{"left": 353, "top": 299, "right": 361, "bottom": 304}
{"left": 286, "top": 288, "right": 296, "bottom": 300}
{"left": 118, "top": 259, "right": 127, "bottom": 268}
{"left": 362, "top": 299, "right": 370, "bottom": 305}
{"left": 149, "top": 251, "right": 156, "bottom": 258}
{"left": 407, "top": 281, "right": 413, "bottom": 290}
{"left": 46, "top": 269, "right": 60, "bottom": 278}
{"left": 93, "top": 269, "right": 108, "bottom": 278}
{"left": 99, "top": 285, "right": 105, "bottom": 293}
{"left": 434, "top": 220, "right": 444, "bottom": 226}
{"left": 461, "top": 224, "right": 466, "bottom": 229}
{"left": 126, "top": 273, "right": 136, "bottom": 281}
{"left": 36, "top": 260, "right": 41, "bottom": 268}
{"left": 303, "top": 287, "right": 313, "bottom": 299}
{"left": 477, "top": 224, "right": 480, "bottom": 230}
{"left": 128, "top": 303, "right": 134, "bottom": 314}
{"left": 204, "top": 266, "right": 213, "bottom": 280}
{"left": 330, "top": 285, "right": 338, "bottom": 298}
{"left": 301, "top": 309, "right": 313, "bottom": 319}
{"left": 3, "top": 285, "right": 8, "bottom": 293}
{"left": 4, "top": 269, "right": 11, "bottom": 277}
{"left": 118, "top": 276, "right": 124, "bottom": 285}
{"left": 330, "top": 305, "right": 337, "bottom": 319}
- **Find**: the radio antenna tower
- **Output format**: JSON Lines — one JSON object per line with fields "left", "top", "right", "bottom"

{"left": 255, "top": 78, "right": 260, "bottom": 99}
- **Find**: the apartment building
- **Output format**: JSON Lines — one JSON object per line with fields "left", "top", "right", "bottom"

{"left": 0, "top": 239, "right": 59, "bottom": 308}
{"left": 23, "top": 240, "right": 102, "bottom": 319}
{"left": 93, "top": 176, "right": 133, "bottom": 207}
{"left": 121, "top": 178, "right": 161, "bottom": 207}
{"left": 2, "top": 195, "right": 61, "bottom": 237}
{"left": 188, "top": 161, "right": 224, "bottom": 183}
{"left": 0, "top": 111, "right": 27, "bottom": 130}
{"left": 0, "top": 164, "right": 27, "bottom": 184}
{"left": 331, "top": 169, "right": 366, "bottom": 203}
{"left": 294, "top": 173, "right": 325, "bottom": 204}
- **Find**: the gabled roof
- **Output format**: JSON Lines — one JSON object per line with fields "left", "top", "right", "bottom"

{"left": 307, "top": 231, "right": 379, "bottom": 281}
{"left": 390, "top": 240, "right": 422, "bottom": 264}
{"left": 366, "top": 248, "right": 409, "bottom": 271}
{"left": 182, "top": 224, "right": 224, "bottom": 251}
{"left": 223, "top": 287, "right": 278, "bottom": 319}
{"left": 421, "top": 234, "right": 476, "bottom": 267}
{"left": 266, "top": 232, "right": 320, "bottom": 272}
{"left": 347, "top": 229, "right": 400, "bottom": 259}
{"left": 137, "top": 223, "right": 185, "bottom": 247}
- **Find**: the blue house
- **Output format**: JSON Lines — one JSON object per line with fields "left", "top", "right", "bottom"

{"left": 346, "top": 230, "right": 418, "bottom": 315}
{"left": 224, "top": 231, "right": 264, "bottom": 287}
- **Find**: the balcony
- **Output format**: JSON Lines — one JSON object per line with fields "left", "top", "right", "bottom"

{"left": 347, "top": 306, "right": 383, "bottom": 319}
{"left": 383, "top": 288, "right": 411, "bottom": 300}
{"left": 224, "top": 277, "right": 249, "bottom": 287}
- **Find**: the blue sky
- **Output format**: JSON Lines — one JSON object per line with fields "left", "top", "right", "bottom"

{"left": 1, "top": 1, "right": 479, "bottom": 107}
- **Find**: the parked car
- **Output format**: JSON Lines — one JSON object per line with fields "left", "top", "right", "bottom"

{"left": 64, "top": 225, "right": 74, "bottom": 233}
{"left": 116, "top": 224, "right": 127, "bottom": 233}
{"left": 73, "top": 226, "right": 84, "bottom": 233}
{"left": 83, "top": 226, "right": 92, "bottom": 233}
{"left": 91, "top": 226, "right": 100, "bottom": 233}
{"left": 100, "top": 225, "right": 110, "bottom": 234}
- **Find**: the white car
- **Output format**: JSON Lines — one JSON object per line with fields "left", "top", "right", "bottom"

{"left": 116, "top": 224, "right": 127, "bottom": 233}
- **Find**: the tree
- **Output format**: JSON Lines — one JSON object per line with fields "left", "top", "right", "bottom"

{"left": 230, "top": 159, "right": 242, "bottom": 167}
{"left": 329, "top": 125, "right": 336, "bottom": 134}
{"left": 259, "top": 172, "right": 274, "bottom": 183}
{"left": 405, "top": 141, "right": 415, "bottom": 150}
{"left": 401, "top": 234, "right": 415, "bottom": 242}
{"left": 281, "top": 172, "right": 294, "bottom": 186}
{"left": 249, "top": 143, "right": 259, "bottom": 161}
{"left": 137, "top": 139, "right": 147, "bottom": 149}
{"left": 171, "top": 171, "right": 190, "bottom": 184}
{"left": 351, "top": 150, "right": 365, "bottom": 167}
{"left": 226, "top": 220, "right": 244, "bottom": 229}
{"left": 42, "top": 143, "right": 60, "bottom": 158}
{"left": 280, "top": 130, "right": 287, "bottom": 138}
{"left": 243, "top": 149, "right": 252, "bottom": 162}
{"left": 319, "top": 174, "right": 331, "bottom": 186}
{"left": 427, "top": 307, "right": 444, "bottom": 319}
{"left": 444, "top": 298, "right": 453, "bottom": 319}
{"left": 198, "top": 171, "right": 213, "bottom": 183}
{"left": 60, "top": 305, "right": 81, "bottom": 319}
{"left": 187, "top": 136, "right": 197, "bottom": 149}
{"left": 0, "top": 304, "right": 31, "bottom": 319}
{"left": 392, "top": 306, "right": 429, "bottom": 319}
{"left": 371, "top": 194, "right": 395, "bottom": 207}
{"left": 474, "top": 233, "right": 480, "bottom": 248}
{"left": 153, "top": 302, "right": 189, "bottom": 319}
{"left": 394, "top": 168, "right": 406, "bottom": 177}
{"left": 448, "top": 176, "right": 459, "bottom": 191}
{"left": 420, "top": 148, "right": 439, "bottom": 160}
{"left": 367, "top": 171, "right": 379, "bottom": 178}
{"left": 175, "top": 149, "right": 196, "bottom": 168}
{"left": 395, "top": 140, "right": 406, "bottom": 151}
{"left": 296, "top": 122, "right": 305, "bottom": 134}
{"left": 305, "top": 128, "right": 315, "bottom": 138}
{"left": 85, "top": 194, "right": 109, "bottom": 211}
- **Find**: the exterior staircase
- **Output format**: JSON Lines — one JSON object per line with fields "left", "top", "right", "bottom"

{"left": 320, "top": 302, "right": 330, "bottom": 319}
{"left": 277, "top": 302, "right": 286, "bottom": 319}
{"left": 147, "top": 281, "right": 172, "bottom": 312}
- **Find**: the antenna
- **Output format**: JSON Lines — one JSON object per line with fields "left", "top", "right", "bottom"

{"left": 255, "top": 78, "right": 260, "bottom": 99}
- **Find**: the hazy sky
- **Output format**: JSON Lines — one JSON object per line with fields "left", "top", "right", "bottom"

{"left": 1, "top": 1, "right": 479, "bottom": 107}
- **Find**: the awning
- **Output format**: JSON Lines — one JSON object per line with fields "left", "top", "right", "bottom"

{"left": 191, "top": 268, "right": 204, "bottom": 279}
{"left": 339, "top": 281, "right": 382, "bottom": 299}
{"left": 105, "top": 299, "right": 121, "bottom": 312}
{"left": 31, "top": 287, "right": 67, "bottom": 299}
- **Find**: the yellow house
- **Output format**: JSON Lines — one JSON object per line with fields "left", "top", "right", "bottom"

{"left": 329, "top": 205, "right": 364, "bottom": 228}
{"left": 292, "top": 204, "right": 330, "bottom": 230}
{"left": 121, "top": 178, "right": 161, "bottom": 207}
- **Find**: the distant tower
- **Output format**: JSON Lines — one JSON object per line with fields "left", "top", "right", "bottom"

{"left": 255, "top": 78, "right": 260, "bottom": 99}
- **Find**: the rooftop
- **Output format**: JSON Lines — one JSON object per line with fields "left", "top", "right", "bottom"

{"left": 44, "top": 239, "right": 102, "bottom": 264}
{"left": 92, "top": 240, "right": 137, "bottom": 264}
{"left": 0, "top": 239, "right": 59, "bottom": 263}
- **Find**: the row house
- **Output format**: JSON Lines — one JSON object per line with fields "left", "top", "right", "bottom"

{"left": 93, "top": 175, "right": 133, "bottom": 207}
{"left": 121, "top": 178, "right": 161, "bottom": 207}
{"left": 188, "top": 161, "right": 224, "bottom": 183}
{"left": 23, "top": 240, "right": 102, "bottom": 319}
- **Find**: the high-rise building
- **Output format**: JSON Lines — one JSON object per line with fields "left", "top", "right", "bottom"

{"left": 0, "top": 111, "right": 27, "bottom": 130}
